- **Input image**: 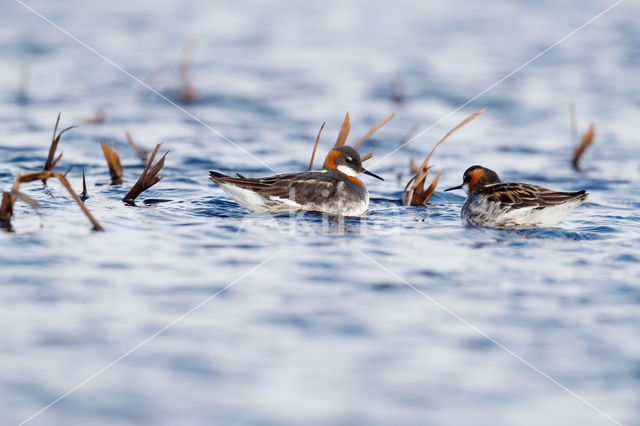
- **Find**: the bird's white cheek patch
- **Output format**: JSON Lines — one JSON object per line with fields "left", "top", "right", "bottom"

{"left": 463, "top": 183, "right": 470, "bottom": 194}
{"left": 337, "top": 165, "right": 358, "bottom": 177}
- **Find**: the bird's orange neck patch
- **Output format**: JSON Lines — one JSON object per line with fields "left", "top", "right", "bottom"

{"left": 323, "top": 149, "right": 364, "bottom": 187}
{"left": 323, "top": 149, "right": 339, "bottom": 170}
{"left": 467, "top": 168, "right": 484, "bottom": 192}
{"left": 344, "top": 175, "right": 364, "bottom": 186}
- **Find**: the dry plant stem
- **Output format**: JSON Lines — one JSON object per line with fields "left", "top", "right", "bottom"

{"left": 416, "top": 108, "right": 486, "bottom": 178}
{"left": 84, "top": 110, "right": 105, "bottom": 125}
{"left": 0, "top": 192, "right": 13, "bottom": 221}
{"left": 572, "top": 123, "right": 595, "bottom": 171}
{"left": 123, "top": 144, "right": 167, "bottom": 204}
{"left": 179, "top": 40, "right": 197, "bottom": 103}
{"left": 402, "top": 166, "right": 431, "bottom": 206}
{"left": 51, "top": 172, "right": 104, "bottom": 231}
{"left": 101, "top": 142, "right": 123, "bottom": 184}
{"left": 418, "top": 170, "right": 442, "bottom": 205}
{"left": 2, "top": 171, "right": 103, "bottom": 231}
{"left": 126, "top": 131, "right": 149, "bottom": 162}
{"left": 361, "top": 151, "right": 374, "bottom": 162}
{"left": 403, "top": 108, "right": 486, "bottom": 206}
{"left": 409, "top": 157, "right": 417, "bottom": 174}
{"left": 42, "top": 113, "right": 75, "bottom": 182}
{"left": 352, "top": 113, "right": 395, "bottom": 148}
{"left": 0, "top": 190, "right": 39, "bottom": 222}
{"left": 334, "top": 113, "right": 350, "bottom": 147}
{"left": 318, "top": 113, "right": 393, "bottom": 162}
{"left": 308, "top": 122, "right": 326, "bottom": 171}
{"left": 11, "top": 189, "right": 40, "bottom": 210}
{"left": 81, "top": 169, "right": 88, "bottom": 200}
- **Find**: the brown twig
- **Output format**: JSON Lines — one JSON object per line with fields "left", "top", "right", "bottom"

{"left": 315, "top": 113, "right": 393, "bottom": 161}
{"left": 0, "top": 192, "right": 14, "bottom": 222}
{"left": 308, "top": 122, "right": 326, "bottom": 170}
{"left": 1, "top": 171, "right": 103, "bottom": 231}
{"left": 123, "top": 144, "right": 167, "bottom": 204}
{"left": 12, "top": 189, "right": 40, "bottom": 210}
{"left": 352, "top": 113, "right": 395, "bottom": 148}
{"left": 126, "top": 131, "right": 149, "bottom": 162}
{"left": 51, "top": 172, "right": 103, "bottom": 231}
{"left": 409, "top": 157, "right": 418, "bottom": 174}
{"left": 80, "top": 169, "right": 88, "bottom": 201}
{"left": 403, "top": 109, "right": 486, "bottom": 206}
{"left": 0, "top": 189, "right": 40, "bottom": 225}
{"left": 42, "top": 113, "right": 75, "bottom": 182}
{"left": 417, "top": 170, "right": 442, "bottom": 205}
{"left": 572, "top": 123, "right": 595, "bottom": 171}
{"left": 83, "top": 109, "right": 105, "bottom": 125}
{"left": 101, "top": 142, "right": 123, "bottom": 185}
{"left": 361, "top": 150, "right": 374, "bottom": 162}
{"left": 179, "top": 41, "right": 197, "bottom": 103}
{"left": 334, "top": 113, "right": 350, "bottom": 147}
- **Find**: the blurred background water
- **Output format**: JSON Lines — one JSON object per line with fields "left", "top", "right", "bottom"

{"left": 1, "top": 0, "right": 639, "bottom": 424}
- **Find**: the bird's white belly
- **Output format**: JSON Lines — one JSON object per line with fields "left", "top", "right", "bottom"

{"left": 463, "top": 197, "right": 585, "bottom": 228}
{"left": 218, "top": 183, "right": 301, "bottom": 213}
{"left": 218, "top": 182, "right": 369, "bottom": 216}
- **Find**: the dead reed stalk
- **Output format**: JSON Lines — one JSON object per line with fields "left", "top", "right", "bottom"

{"left": 409, "top": 157, "right": 418, "bottom": 174}
{"left": 101, "top": 142, "right": 123, "bottom": 185}
{"left": 179, "top": 41, "right": 197, "bottom": 103}
{"left": 42, "top": 113, "right": 75, "bottom": 182}
{"left": 0, "top": 192, "right": 15, "bottom": 222}
{"left": 1, "top": 171, "right": 103, "bottom": 231}
{"left": 123, "top": 144, "right": 167, "bottom": 204}
{"left": 80, "top": 169, "right": 88, "bottom": 201}
{"left": 353, "top": 114, "right": 395, "bottom": 148}
{"left": 361, "top": 150, "right": 374, "bottom": 162}
{"left": 402, "top": 109, "right": 485, "bottom": 206}
{"left": 308, "top": 122, "right": 326, "bottom": 170}
{"left": 572, "top": 123, "right": 595, "bottom": 171}
{"left": 569, "top": 104, "right": 595, "bottom": 171}
{"left": 83, "top": 109, "right": 106, "bottom": 125}
{"left": 334, "top": 113, "right": 351, "bottom": 147}
{"left": 308, "top": 113, "right": 394, "bottom": 168}
{"left": 126, "top": 131, "right": 149, "bottom": 162}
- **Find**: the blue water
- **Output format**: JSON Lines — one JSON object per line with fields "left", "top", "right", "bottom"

{"left": 2, "top": 0, "right": 640, "bottom": 425}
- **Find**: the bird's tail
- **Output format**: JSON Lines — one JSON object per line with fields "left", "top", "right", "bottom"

{"left": 209, "top": 170, "right": 229, "bottom": 180}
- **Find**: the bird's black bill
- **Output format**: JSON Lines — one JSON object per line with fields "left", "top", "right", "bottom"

{"left": 362, "top": 168, "right": 384, "bottom": 181}
{"left": 444, "top": 184, "right": 463, "bottom": 192}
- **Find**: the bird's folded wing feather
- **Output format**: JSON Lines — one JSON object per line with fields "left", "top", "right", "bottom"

{"left": 210, "top": 172, "right": 296, "bottom": 198}
{"left": 209, "top": 171, "right": 339, "bottom": 203}
{"left": 481, "top": 183, "right": 586, "bottom": 209}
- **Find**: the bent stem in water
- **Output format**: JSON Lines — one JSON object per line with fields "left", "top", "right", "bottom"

{"left": 1, "top": 171, "right": 103, "bottom": 231}
{"left": 123, "top": 144, "right": 168, "bottom": 204}
{"left": 403, "top": 108, "right": 485, "bottom": 206}
{"left": 101, "top": 142, "right": 123, "bottom": 185}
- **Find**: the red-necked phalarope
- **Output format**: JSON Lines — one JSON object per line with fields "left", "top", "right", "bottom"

{"left": 209, "top": 146, "right": 383, "bottom": 216}
{"left": 444, "top": 165, "right": 588, "bottom": 228}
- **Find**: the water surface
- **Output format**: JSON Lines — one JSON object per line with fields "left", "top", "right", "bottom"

{"left": 1, "top": 0, "right": 639, "bottom": 425}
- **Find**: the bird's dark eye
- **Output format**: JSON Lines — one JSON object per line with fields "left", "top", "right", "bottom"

{"left": 463, "top": 175, "right": 470, "bottom": 182}
{"left": 345, "top": 157, "right": 353, "bottom": 163}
